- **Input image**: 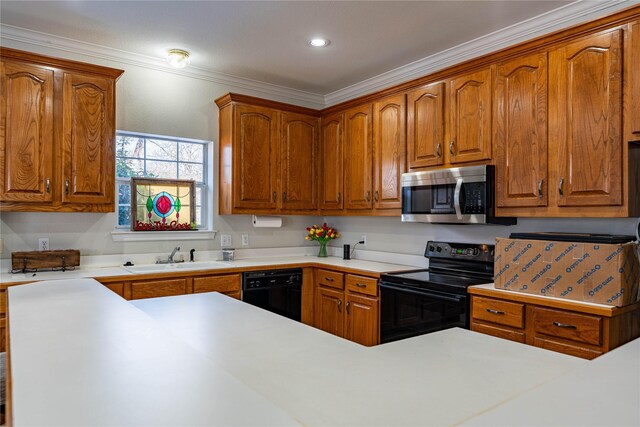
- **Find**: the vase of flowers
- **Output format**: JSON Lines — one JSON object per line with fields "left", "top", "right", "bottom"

{"left": 305, "top": 223, "right": 340, "bottom": 257}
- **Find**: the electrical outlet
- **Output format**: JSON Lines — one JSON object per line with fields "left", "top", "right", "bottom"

{"left": 241, "top": 234, "right": 249, "bottom": 246}
{"left": 220, "top": 234, "right": 232, "bottom": 247}
{"left": 38, "top": 238, "right": 49, "bottom": 251}
{"left": 0, "top": 238, "right": 4, "bottom": 255}
{"left": 360, "top": 235, "right": 367, "bottom": 246}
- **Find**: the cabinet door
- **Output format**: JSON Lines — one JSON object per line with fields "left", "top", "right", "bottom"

{"left": 319, "top": 112, "right": 344, "bottom": 210}
{"left": 494, "top": 52, "right": 548, "bottom": 208}
{"left": 280, "top": 112, "right": 319, "bottom": 210}
{"left": 345, "top": 293, "right": 379, "bottom": 346}
{"left": 407, "top": 82, "right": 445, "bottom": 168}
{"left": 449, "top": 67, "right": 493, "bottom": 164}
{"left": 61, "top": 72, "right": 115, "bottom": 206}
{"left": 552, "top": 29, "right": 622, "bottom": 207}
{"left": 344, "top": 104, "right": 373, "bottom": 209}
{"left": 233, "top": 104, "right": 279, "bottom": 210}
{"left": 0, "top": 60, "right": 54, "bottom": 203}
{"left": 373, "top": 94, "right": 406, "bottom": 210}
{"left": 315, "top": 286, "right": 344, "bottom": 338}
{"left": 628, "top": 21, "right": 640, "bottom": 138}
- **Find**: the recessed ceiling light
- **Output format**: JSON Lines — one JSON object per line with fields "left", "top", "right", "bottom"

{"left": 167, "top": 49, "right": 191, "bottom": 68}
{"left": 308, "top": 38, "right": 330, "bottom": 48}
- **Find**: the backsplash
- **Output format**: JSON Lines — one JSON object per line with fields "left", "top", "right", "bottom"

{"left": 1, "top": 211, "right": 636, "bottom": 260}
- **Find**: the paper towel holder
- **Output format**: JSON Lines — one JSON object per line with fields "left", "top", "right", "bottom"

{"left": 251, "top": 215, "right": 282, "bottom": 228}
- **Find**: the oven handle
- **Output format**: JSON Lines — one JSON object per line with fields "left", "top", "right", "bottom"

{"left": 453, "top": 178, "right": 463, "bottom": 220}
{"left": 378, "top": 282, "right": 466, "bottom": 303}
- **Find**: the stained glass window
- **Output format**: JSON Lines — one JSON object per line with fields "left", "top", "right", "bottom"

{"left": 131, "top": 178, "right": 196, "bottom": 231}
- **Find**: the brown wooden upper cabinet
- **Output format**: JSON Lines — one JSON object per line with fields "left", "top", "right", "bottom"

{"left": 319, "top": 112, "right": 344, "bottom": 210}
{"left": 551, "top": 29, "right": 623, "bottom": 210}
{"left": 407, "top": 82, "right": 445, "bottom": 169}
{"left": 62, "top": 72, "right": 116, "bottom": 206}
{"left": 344, "top": 104, "right": 374, "bottom": 210}
{"left": 494, "top": 52, "right": 549, "bottom": 209}
{"left": 448, "top": 66, "right": 493, "bottom": 164}
{"left": 0, "top": 48, "right": 123, "bottom": 212}
{"left": 372, "top": 94, "right": 406, "bottom": 211}
{"left": 629, "top": 20, "right": 640, "bottom": 139}
{"left": 215, "top": 93, "right": 320, "bottom": 215}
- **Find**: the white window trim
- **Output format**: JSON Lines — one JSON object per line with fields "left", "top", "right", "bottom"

{"left": 111, "top": 229, "right": 218, "bottom": 242}
{"left": 114, "top": 130, "right": 213, "bottom": 240}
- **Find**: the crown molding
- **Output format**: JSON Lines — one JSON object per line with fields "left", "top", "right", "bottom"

{"left": 0, "top": 24, "right": 326, "bottom": 110}
{"left": 0, "top": 0, "right": 634, "bottom": 110}
{"left": 323, "top": 0, "right": 633, "bottom": 106}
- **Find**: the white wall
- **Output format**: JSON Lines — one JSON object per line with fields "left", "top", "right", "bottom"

{"left": 1, "top": 40, "right": 638, "bottom": 261}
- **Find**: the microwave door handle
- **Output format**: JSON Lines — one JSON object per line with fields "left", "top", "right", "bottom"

{"left": 453, "top": 178, "right": 463, "bottom": 220}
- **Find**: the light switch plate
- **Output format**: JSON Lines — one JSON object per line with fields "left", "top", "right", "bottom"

{"left": 220, "top": 234, "right": 232, "bottom": 247}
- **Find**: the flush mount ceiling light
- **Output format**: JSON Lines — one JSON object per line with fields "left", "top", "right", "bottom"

{"left": 308, "top": 38, "right": 330, "bottom": 48}
{"left": 167, "top": 49, "right": 190, "bottom": 68}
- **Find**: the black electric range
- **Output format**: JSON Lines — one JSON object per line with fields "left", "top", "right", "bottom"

{"left": 379, "top": 241, "right": 494, "bottom": 344}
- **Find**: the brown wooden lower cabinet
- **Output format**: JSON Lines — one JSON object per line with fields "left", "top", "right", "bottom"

{"left": 469, "top": 288, "right": 640, "bottom": 359}
{"left": 131, "top": 278, "right": 189, "bottom": 300}
{"left": 193, "top": 274, "right": 241, "bottom": 299}
{"left": 314, "top": 270, "right": 380, "bottom": 346}
{"left": 102, "top": 282, "right": 125, "bottom": 298}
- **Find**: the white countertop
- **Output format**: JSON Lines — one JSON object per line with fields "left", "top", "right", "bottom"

{"left": 8, "top": 279, "right": 300, "bottom": 426}
{"left": 132, "top": 291, "right": 584, "bottom": 426}
{"left": 461, "top": 337, "right": 640, "bottom": 427}
{"left": 11, "top": 278, "right": 638, "bottom": 426}
{"left": 1, "top": 255, "right": 417, "bottom": 284}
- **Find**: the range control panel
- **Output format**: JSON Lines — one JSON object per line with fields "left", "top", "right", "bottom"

{"left": 424, "top": 241, "right": 494, "bottom": 262}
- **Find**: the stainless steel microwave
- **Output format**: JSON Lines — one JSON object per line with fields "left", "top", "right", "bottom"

{"left": 401, "top": 165, "right": 516, "bottom": 225}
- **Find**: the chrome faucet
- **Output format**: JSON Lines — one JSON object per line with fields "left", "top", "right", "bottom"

{"left": 169, "top": 246, "right": 180, "bottom": 262}
{"left": 156, "top": 246, "right": 183, "bottom": 264}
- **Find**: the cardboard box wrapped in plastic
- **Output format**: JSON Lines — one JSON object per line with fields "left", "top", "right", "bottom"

{"left": 494, "top": 238, "right": 640, "bottom": 307}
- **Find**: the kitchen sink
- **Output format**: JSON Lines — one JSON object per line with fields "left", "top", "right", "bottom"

{"left": 123, "top": 261, "right": 232, "bottom": 274}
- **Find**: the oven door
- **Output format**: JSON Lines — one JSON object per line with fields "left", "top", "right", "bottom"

{"left": 379, "top": 282, "right": 468, "bottom": 344}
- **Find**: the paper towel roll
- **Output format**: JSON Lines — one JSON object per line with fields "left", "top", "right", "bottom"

{"left": 252, "top": 215, "right": 282, "bottom": 228}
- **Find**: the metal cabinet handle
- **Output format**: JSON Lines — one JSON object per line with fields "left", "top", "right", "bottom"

{"left": 356, "top": 283, "right": 367, "bottom": 288}
{"left": 449, "top": 140, "right": 456, "bottom": 156}
{"left": 538, "top": 179, "right": 543, "bottom": 198}
{"left": 337, "top": 299, "right": 342, "bottom": 312}
{"left": 273, "top": 191, "right": 277, "bottom": 202}
{"left": 337, "top": 192, "right": 341, "bottom": 204}
{"left": 283, "top": 191, "right": 287, "bottom": 202}
{"left": 45, "top": 178, "right": 51, "bottom": 194}
{"left": 435, "top": 143, "right": 442, "bottom": 158}
{"left": 558, "top": 177, "right": 564, "bottom": 197}
{"left": 365, "top": 191, "right": 371, "bottom": 202}
{"left": 486, "top": 308, "right": 505, "bottom": 315}
{"left": 553, "top": 321, "right": 577, "bottom": 329}
{"left": 325, "top": 277, "right": 334, "bottom": 282}
{"left": 346, "top": 301, "right": 350, "bottom": 314}
{"left": 65, "top": 179, "right": 70, "bottom": 195}
{"left": 374, "top": 191, "right": 379, "bottom": 202}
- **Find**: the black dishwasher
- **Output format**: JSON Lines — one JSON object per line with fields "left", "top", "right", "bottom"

{"left": 242, "top": 268, "right": 302, "bottom": 321}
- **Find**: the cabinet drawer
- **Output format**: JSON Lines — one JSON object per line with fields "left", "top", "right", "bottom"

{"left": 471, "top": 322, "right": 525, "bottom": 344}
{"left": 532, "top": 307, "right": 602, "bottom": 346}
{"left": 316, "top": 269, "right": 345, "bottom": 290}
{"left": 345, "top": 274, "right": 378, "bottom": 297}
{"left": 472, "top": 296, "right": 524, "bottom": 328}
{"left": 193, "top": 274, "right": 241, "bottom": 294}
{"left": 533, "top": 337, "right": 602, "bottom": 360}
{"left": 131, "top": 278, "right": 188, "bottom": 300}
